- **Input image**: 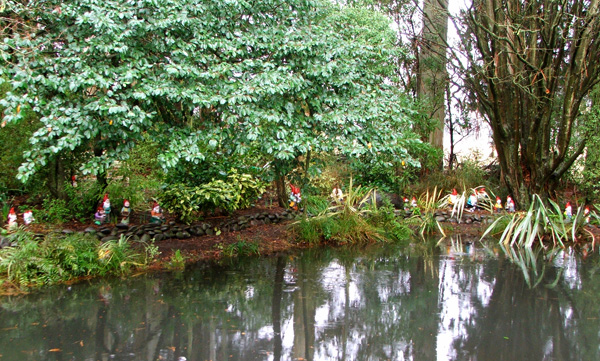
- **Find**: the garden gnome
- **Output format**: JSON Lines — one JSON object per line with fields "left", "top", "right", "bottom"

{"left": 494, "top": 196, "right": 503, "bottom": 213}
{"left": 23, "top": 210, "right": 35, "bottom": 225}
{"left": 120, "top": 199, "right": 131, "bottom": 225}
{"left": 289, "top": 184, "right": 301, "bottom": 211}
{"left": 564, "top": 202, "right": 573, "bottom": 220}
{"left": 505, "top": 196, "right": 515, "bottom": 213}
{"left": 585, "top": 206, "right": 591, "bottom": 224}
{"left": 102, "top": 193, "right": 111, "bottom": 221}
{"left": 467, "top": 193, "right": 478, "bottom": 211}
{"left": 478, "top": 187, "right": 489, "bottom": 201}
{"left": 71, "top": 175, "right": 77, "bottom": 187}
{"left": 449, "top": 189, "right": 458, "bottom": 206}
{"left": 403, "top": 197, "right": 410, "bottom": 211}
{"left": 94, "top": 206, "right": 106, "bottom": 225}
{"left": 7, "top": 207, "right": 17, "bottom": 230}
{"left": 150, "top": 201, "right": 164, "bottom": 224}
{"left": 411, "top": 196, "right": 417, "bottom": 208}
{"left": 330, "top": 186, "right": 343, "bottom": 203}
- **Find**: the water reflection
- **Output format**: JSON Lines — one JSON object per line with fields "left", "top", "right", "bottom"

{"left": 1, "top": 241, "right": 600, "bottom": 360}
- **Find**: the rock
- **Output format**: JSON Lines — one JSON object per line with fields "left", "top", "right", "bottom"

{"left": 115, "top": 223, "right": 129, "bottom": 230}
{"left": 140, "top": 234, "right": 152, "bottom": 243}
{"left": 205, "top": 228, "right": 214, "bottom": 236}
{"left": 176, "top": 231, "right": 184, "bottom": 239}
{"left": 62, "top": 229, "right": 75, "bottom": 234}
{"left": 110, "top": 228, "right": 118, "bottom": 236}
{"left": 99, "top": 227, "right": 111, "bottom": 235}
{"left": 101, "top": 235, "right": 119, "bottom": 243}
{"left": 168, "top": 221, "right": 176, "bottom": 226}
{"left": 84, "top": 227, "right": 97, "bottom": 234}
{"left": 154, "top": 234, "right": 164, "bottom": 242}
{"left": 435, "top": 216, "right": 446, "bottom": 222}
{"left": 465, "top": 218, "right": 473, "bottom": 224}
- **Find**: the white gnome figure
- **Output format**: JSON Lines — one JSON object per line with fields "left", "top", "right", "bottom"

{"left": 102, "top": 193, "right": 111, "bottom": 222}
{"left": 7, "top": 207, "right": 17, "bottom": 230}
{"left": 506, "top": 196, "right": 515, "bottom": 213}
{"left": 330, "top": 186, "right": 343, "bottom": 203}
{"left": 23, "top": 210, "right": 35, "bottom": 225}
{"left": 449, "top": 189, "right": 458, "bottom": 206}
{"left": 564, "top": 202, "right": 573, "bottom": 220}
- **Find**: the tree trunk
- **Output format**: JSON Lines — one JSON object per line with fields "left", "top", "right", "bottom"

{"left": 418, "top": 0, "right": 449, "bottom": 170}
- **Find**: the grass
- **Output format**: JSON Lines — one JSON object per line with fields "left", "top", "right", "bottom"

{"left": 0, "top": 230, "right": 159, "bottom": 292}
{"left": 480, "top": 194, "right": 593, "bottom": 248}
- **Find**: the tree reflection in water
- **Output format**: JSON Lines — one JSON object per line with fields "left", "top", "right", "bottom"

{"left": 1, "top": 241, "right": 600, "bottom": 360}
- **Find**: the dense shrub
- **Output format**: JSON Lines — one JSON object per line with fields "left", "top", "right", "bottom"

{"left": 161, "top": 169, "right": 266, "bottom": 223}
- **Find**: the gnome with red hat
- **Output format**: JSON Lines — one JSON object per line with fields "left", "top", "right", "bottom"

{"left": 7, "top": 207, "right": 17, "bottom": 230}
{"left": 505, "top": 196, "right": 515, "bottom": 213}
{"left": 449, "top": 189, "right": 458, "bottom": 206}
{"left": 23, "top": 210, "right": 35, "bottom": 225}
{"left": 102, "top": 193, "right": 111, "bottom": 222}
{"left": 584, "top": 205, "right": 591, "bottom": 224}
{"left": 120, "top": 199, "right": 131, "bottom": 225}
{"left": 494, "top": 196, "right": 503, "bottom": 213}
{"left": 94, "top": 206, "right": 106, "bottom": 225}
{"left": 150, "top": 201, "right": 164, "bottom": 224}
{"left": 289, "top": 184, "right": 301, "bottom": 211}
{"left": 564, "top": 202, "right": 573, "bottom": 220}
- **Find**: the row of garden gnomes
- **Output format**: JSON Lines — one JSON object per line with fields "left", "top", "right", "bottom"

{"left": 5, "top": 208, "right": 35, "bottom": 230}
{"left": 563, "top": 202, "right": 592, "bottom": 222}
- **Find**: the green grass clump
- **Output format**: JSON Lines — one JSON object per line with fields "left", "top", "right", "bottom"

{"left": 0, "top": 229, "right": 158, "bottom": 292}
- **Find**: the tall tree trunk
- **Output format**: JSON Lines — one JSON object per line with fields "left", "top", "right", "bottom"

{"left": 418, "top": 0, "right": 449, "bottom": 170}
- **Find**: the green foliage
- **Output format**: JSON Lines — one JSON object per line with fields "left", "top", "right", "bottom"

{"left": 0, "top": 0, "right": 424, "bottom": 194}
{"left": 161, "top": 170, "right": 266, "bottom": 223}
{"left": 39, "top": 198, "right": 72, "bottom": 224}
{"left": 302, "top": 195, "right": 331, "bottom": 216}
{"left": 292, "top": 178, "right": 410, "bottom": 244}
{"left": 166, "top": 249, "right": 187, "bottom": 270}
{"left": 0, "top": 230, "right": 158, "bottom": 290}
{"left": 409, "top": 187, "right": 446, "bottom": 238}
{"left": 218, "top": 240, "right": 261, "bottom": 258}
{"left": 481, "top": 195, "right": 591, "bottom": 248}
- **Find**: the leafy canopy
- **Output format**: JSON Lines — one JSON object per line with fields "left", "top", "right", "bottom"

{"left": 1, "top": 0, "right": 423, "bottom": 183}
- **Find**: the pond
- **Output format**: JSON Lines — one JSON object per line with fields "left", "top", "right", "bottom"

{"left": 1, "top": 238, "right": 599, "bottom": 361}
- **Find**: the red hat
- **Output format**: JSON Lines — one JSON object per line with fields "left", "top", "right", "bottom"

{"left": 496, "top": 196, "right": 501, "bottom": 201}
{"left": 566, "top": 202, "right": 571, "bottom": 207}
{"left": 9, "top": 207, "right": 15, "bottom": 215}
{"left": 103, "top": 193, "right": 109, "bottom": 201}
{"left": 97, "top": 206, "right": 103, "bottom": 211}
{"left": 71, "top": 175, "right": 76, "bottom": 181}
{"left": 153, "top": 201, "right": 159, "bottom": 208}
{"left": 123, "top": 199, "right": 129, "bottom": 205}
{"left": 480, "top": 187, "right": 486, "bottom": 192}
{"left": 452, "top": 189, "right": 457, "bottom": 195}
{"left": 289, "top": 184, "right": 300, "bottom": 194}
{"left": 412, "top": 196, "right": 416, "bottom": 201}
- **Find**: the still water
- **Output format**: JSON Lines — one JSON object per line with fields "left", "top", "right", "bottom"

{"left": 1, "top": 239, "right": 600, "bottom": 361}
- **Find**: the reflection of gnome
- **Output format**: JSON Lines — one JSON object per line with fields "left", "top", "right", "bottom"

{"left": 94, "top": 206, "right": 106, "bottom": 225}
{"left": 150, "top": 201, "right": 164, "bottom": 224}
{"left": 120, "top": 199, "right": 131, "bottom": 225}
{"left": 289, "top": 184, "right": 301, "bottom": 211}
{"left": 23, "top": 210, "right": 35, "bottom": 225}
{"left": 7, "top": 207, "right": 18, "bottom": 230}
{"left": 102, "top": 193, "right": 111, "bottom": 222}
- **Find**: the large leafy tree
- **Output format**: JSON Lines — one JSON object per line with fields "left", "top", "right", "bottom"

{"left": 457, "top": 0, "right": 600, "bottom": 206}
{"left": 0, "top": 0, "right": 423, "bottom": 204}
